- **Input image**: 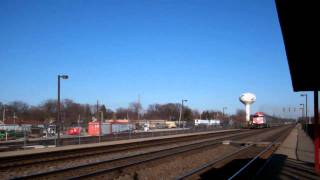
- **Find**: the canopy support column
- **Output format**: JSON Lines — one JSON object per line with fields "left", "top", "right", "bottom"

{"left": 314, "top": 90, "right": 319, "bottom": 172}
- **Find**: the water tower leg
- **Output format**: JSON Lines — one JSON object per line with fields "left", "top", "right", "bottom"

{"left": 246, "top": 104, "right": 250, "bottom": 122}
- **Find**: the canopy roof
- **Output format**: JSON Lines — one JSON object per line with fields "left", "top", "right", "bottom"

{"left": 275, "top": 0, "right": 320, "bottom": 91}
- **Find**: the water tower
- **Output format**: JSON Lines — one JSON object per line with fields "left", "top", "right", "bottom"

{"left": 239, "top": 93, "right": 256, "bottom": 122}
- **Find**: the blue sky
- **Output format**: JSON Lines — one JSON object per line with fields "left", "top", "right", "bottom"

{"left": 0, "top": 0, "right": 311, "bottom": 117}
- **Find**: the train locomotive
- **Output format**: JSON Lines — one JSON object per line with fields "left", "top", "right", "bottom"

{"left": 249, "top": 112, "right": 269, "bottom": 128}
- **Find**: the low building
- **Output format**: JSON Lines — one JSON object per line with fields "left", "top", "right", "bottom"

{"left": 88, "top": 119, "right": 133, "bottom": 136}
{"left": 194, "top": 119, "right": 221, "bottom": 126}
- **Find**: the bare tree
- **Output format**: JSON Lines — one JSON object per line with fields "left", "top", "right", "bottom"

{"left": 99, "top": 105, "right": 114, "bottom": 120}
{"left": 129, "top": 102, "right": 142, "bottom": 120}
{"left": 231, "top": 109, "right": 246, "bottom": 122}
{"left": 115, "top": 108, "right": 132, "bottom": 120}
{"left": 143, "top": 103, "right": 193, "bottom": 121}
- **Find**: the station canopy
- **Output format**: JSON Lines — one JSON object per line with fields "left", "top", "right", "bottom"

{"left": 275, "top": 0, "right": 320, "bottom": 92}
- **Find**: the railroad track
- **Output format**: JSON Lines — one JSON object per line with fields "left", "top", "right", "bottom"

{"left": 0, "top": 129, "right": 244, "bottom": 169}
{"left": 2, "top": 129, "right": 251, "bottom": 179}
{"left": 7, "top": 126, "right": 293, "bottom": 180}
{"left": 176, "top": 125, "right": 293, "bottom": 180}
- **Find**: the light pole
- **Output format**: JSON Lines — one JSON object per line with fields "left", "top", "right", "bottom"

{"left": 179, "top": 99, "right": 188, "bottom": 128}
{"left": 99, "top": 110, "right": 104, "bottom": 143}
{"left": 300, "top": 103, "right": 305, "bottom": 121}
{"left": 301, "top": 93, "right": 308, "bottom": 123}
{"left": 57, "top": 74, "right": 68, "bottom": 146}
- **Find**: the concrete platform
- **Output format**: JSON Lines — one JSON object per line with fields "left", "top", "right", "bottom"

{"left": 0, "top": 128, "right": 240, "bottom": 158}
{"left": 134, "top": 127, "right": 189, "bottom": 133}
{"left": 297, "top": 125, "right": 314, "bottom": 163}
{"left": 257, "top": 124, "right": 320, "bottom": 179}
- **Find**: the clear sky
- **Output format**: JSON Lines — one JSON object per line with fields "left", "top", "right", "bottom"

{"left": 0, "top": 0, "right": 311, "bottom": 117}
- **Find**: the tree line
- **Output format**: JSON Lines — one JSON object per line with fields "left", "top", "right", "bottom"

{"left": 0, "top": 99, "right": 248, "bottom": 127}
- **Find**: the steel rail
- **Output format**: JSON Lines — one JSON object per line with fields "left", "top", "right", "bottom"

{"left": 227, "top": 125, "right": 293, "bottom": 180}
{"left": 227, "top": 143, "right": 274, "bottom": 180}
{"left": 175, "top": 145, "right": 254, "bottom": 180}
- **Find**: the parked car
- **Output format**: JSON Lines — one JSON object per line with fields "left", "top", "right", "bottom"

{"left": 66, "top": 127, "right": 81, "bottom": 135}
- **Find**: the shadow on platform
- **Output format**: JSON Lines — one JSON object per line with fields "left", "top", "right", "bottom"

{"left": 257, "top": 154, "right": 319, "bottom": 180}
{"left": 196, "top": 155, "right": 319, "bottom": 180}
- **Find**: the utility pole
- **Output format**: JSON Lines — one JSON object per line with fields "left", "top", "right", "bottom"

{"left": 96, "top": 100, "right": 99, "bottom": 118}
{"left": 179, "top": 102, "right": 182, "bottom": 128}
{"left": 138, "top": 95, "right": 140, "bottom": 121}
{"left": 127, "top": 108, "right": 129, "bottom": 120}
{"left": 13, "top": 112, "right": 16, "bottom": 124}
{"left": 306, "top": 94, "right": 308, "bottom": 123}
{"left": 2, "top": 105, "right": 5, "bottom": 124}
{"left": 179, "top": 99, "right": 188, "bottom": 128}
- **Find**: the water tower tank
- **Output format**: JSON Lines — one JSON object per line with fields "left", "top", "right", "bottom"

{"left": 239, "top": 93, "right": 256, "bottom": 122}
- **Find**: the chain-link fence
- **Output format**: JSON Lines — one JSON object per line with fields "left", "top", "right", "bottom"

{"left": 0, "top": 122, "right": 238, "bottom": 152}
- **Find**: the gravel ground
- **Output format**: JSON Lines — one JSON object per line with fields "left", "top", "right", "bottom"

{"left": 89, "top": 144, "right": 241, "bottom": 180}
{"left": 238, "top": 126, "right": 290, "bottom": 142}
{"left": 110, "top": 126, "right": 292, "bottom": 180}
{"left": 124, "top": 144, "right": 240, "bottom": 180}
